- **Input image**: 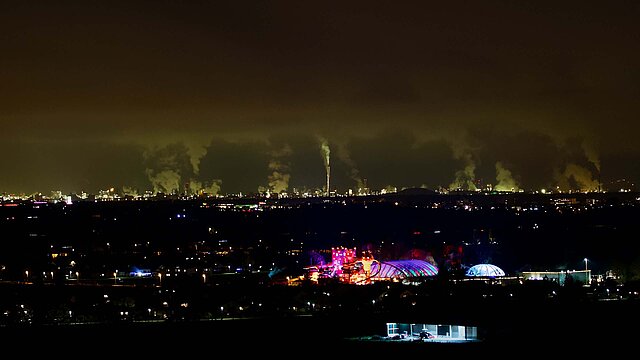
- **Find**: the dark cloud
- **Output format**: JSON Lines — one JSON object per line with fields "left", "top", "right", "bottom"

{"left": 467, "top": 128, "right": 608, "bottom": 191}
{"left": 284, "top": 135, "right": 327, "bottom": 192}
{"left": 1, "top": 2, "right": 639, "bottom": 193}
{"left": 0, "top": 140, "right": 146, "bottom": 194}
{"left": 350, "top": 131, "right": 461, "bottom": 190}
{"left": 470, "top": 129, "right": 561, "bottom": 190}
{"left": 199, "top": 139, "right": 270, "bottom": 195}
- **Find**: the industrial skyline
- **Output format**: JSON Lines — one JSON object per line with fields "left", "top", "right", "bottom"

{"left": 2, "top": 2, "right": 639, "bottom": 195}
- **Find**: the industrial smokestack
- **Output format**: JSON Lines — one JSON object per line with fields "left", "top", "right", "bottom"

{"left": 326, "top": 162, "right": 331, "bottom": 197}
{"left": 319, "top": 137, "right": 331, "bottom": 197}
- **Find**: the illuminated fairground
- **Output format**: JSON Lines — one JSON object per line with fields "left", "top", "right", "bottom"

{"left": 299, "top": 247, "right": 439, "bottom": 285}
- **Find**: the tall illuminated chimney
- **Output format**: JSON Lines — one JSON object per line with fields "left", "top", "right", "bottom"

{"left": 326, "top": 163, "right": 330, "bottom": 197}
{"left": 319, "top": 137, "right": 331, "bottom": 197}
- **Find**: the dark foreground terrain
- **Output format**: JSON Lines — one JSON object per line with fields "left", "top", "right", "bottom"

{"left": 1, "top": 298, "right": 637, "bottom": 356}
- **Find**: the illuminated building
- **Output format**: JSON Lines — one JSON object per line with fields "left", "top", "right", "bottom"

{"left": 369, "top": 260, "right": 438, "bottom": 282}
{"left": 359, "top": 252, "right": 376, "bottom": 284}
{"left": 465, "top": 264, "right": 505, "bottom": 277}
{"left": 520, "top": 269, "right": 591, "bottom": 285}
{"left": 386, "top": 322, "right": 479, "bottom": 342}
{"left": 305, "top": 249, "right": 438, "bottom": 285}
{"left": 331, "top": 246, "right": 357, "bottom": 280}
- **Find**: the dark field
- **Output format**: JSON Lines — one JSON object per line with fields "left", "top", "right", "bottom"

{"left": 1, "top": 297, "right": 637, "bottom": 356}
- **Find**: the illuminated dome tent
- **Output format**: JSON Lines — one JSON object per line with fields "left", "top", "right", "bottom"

{"left": 466, "top": 264, "right": 505, "bottom": 277}
{"left": 370, "top": 260, "right": 438, "bottom": 281}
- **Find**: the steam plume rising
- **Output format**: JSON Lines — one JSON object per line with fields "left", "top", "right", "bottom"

{"left": 449, "top": 153, "right": 477, "bottom": 191}
{"left": 186, "top": 142, "right": 207, "bottom": 175}
{"left": 268, "top": 145, "right": 292, "bottom": 194}
{"left": 319, "top": 137, "right": 331, "bottom": 196}
{"left": 494, "top": 161, "right": 519, "bottom": 192}
{"left": 202, "top": 179, "right": 222, "bottom": 196}
{"left": 146, "top": 169, "right": 181, "bottom": 194}
{"left": 188, "top": 180, "right": 202, "bottom": 195}
{"left": 268, "top": 165, "right": 290, "bottom": 194}
{"left": 563, "top": 163, "right": 599, "bottom": 192}
{"left": 122, "top": 186, "right": 139, "bottom": 197}
{"left": 143, "top": 143, "right": 196, "bottom": 194}
{"left": 582, "top": 140, "right": 601, "bottom": 191}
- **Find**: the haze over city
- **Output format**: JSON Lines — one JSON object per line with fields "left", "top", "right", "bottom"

{"left": 2, "top": 1, "right": 640, "bottom": 195}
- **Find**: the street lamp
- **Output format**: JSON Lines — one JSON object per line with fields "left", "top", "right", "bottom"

{"left": 584, "top": 258, "right": 590, "bottom": 285}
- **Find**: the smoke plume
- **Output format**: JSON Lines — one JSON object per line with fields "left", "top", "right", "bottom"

{"left": 268, "top": 145, "right": 292, "bottom": 193}
{"left": 146, "top": 169, "right": 181, "bottom": 194}
{"left": 563, "top": 163, "right": 599, "bottom": 191}
{"left": 202, "top": 179, "right": 222, "bottom": 196}
{"left": 122, "top": 186, "right": 139, "bottom": 197}
{"left": 319, "top": 137, "right": 330, "bottom": 168}
{"left": 582, "top": 139, "right": 601, "bottom": 190}
{"left": 188, "top": 180, "right": 202, "bottom": 195}
{"left": 186, "top": 142, "right": 208, "bottom": 175}
{"left": 268, "top": 168, "right": 290, "bottom": 194}
{"left": 582, "top": 140, "right": 601, "bottom": 172}
{"left": 494, "top": 161, "right": 519, "bottom": 191}
{"left": 319, "top": 137, "right": 331, "bottom": 194}
{"left": 143, "top": 143, "right": 196, "bottom": 194}
{"left": 449, "top": 153, "right": 477, "bottom": 191}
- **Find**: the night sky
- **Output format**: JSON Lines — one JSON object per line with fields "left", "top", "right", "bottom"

{"left": 2, "top": 1, "right": 639, "bottom": 195}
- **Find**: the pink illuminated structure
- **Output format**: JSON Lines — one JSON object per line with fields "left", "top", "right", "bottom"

{"left": 304, "top": 247, "right": 438, "bottom": 285}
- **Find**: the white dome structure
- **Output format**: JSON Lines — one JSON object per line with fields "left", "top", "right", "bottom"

{"left": 466, "top": 264, "right": 505, "bottom": 277}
